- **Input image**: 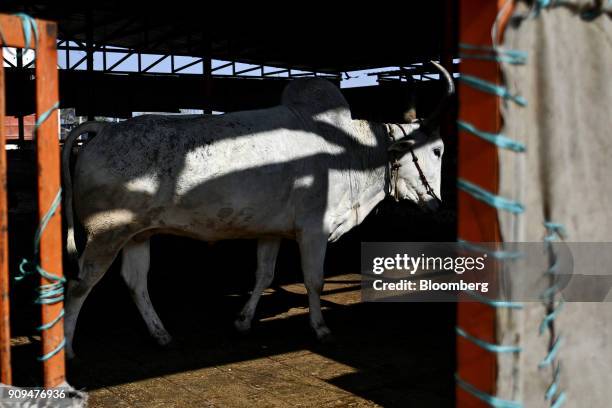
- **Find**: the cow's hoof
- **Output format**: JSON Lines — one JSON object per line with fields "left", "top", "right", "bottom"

{"left": 234, "top": 317, "right": 252, "bottom": 334}
{"left": 159, "top": 339, "right": 178, "bottom": 351}
{"left": 318, "top": 331, "right": 336, "bottom": 345}
{"left": 155, "top": 333, "right": 174, "bottom": 348}
{"left": 315, "top": 325, "right": 334, "bottom": 344}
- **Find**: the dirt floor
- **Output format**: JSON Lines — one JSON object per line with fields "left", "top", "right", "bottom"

{"left": 11, "top": 269, "right": 455, "bottom": 407}
{"left": 7, "top": 149, "right": 457, "bottom": 407}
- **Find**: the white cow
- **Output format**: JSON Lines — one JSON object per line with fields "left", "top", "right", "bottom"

{"left": 62, "top": 62, "right": 453, "bottom": 358}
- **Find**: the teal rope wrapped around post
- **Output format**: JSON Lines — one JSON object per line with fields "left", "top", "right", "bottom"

{"left": 457, "top": 3, "right": 572, "bottom": 406}
{"left": 463, "top": 290, "right": 524, "bottom": 310}
{"left": 455, "top": 29, "right": 528, "bottom": 404}
{"left": 538, "top": 222, "right": 567, "bottom": 407}
{"left": 539, "top": 300, "right": 564, "bottom": 334}
{"left": 456, "top": 327, "right": 522, "bottom": 353}
{"left": 14, "top": 12, "right": 38, "bottom": 51}
{"left": 14, "top": 154, "right": 64, "bottom": 363}
{"left": 9, "top": 12, "right": 65, "bottom": 363}
{"left": 459, "top": 75, "right": 528, "bottom": 107}
{"left": 457, "top": 120, "right": 526, "bottom": 152}
{"left": 455, "top": 375, "right": 524, "bottom": 408}
{"left": 458, "top": 239, "right": 524, "bottom": 260}
{"left": 459, "top": 43, "right": 528, "bottom": 65}
{"left": 457, "top": 178, "right": 525, "bottom": 214}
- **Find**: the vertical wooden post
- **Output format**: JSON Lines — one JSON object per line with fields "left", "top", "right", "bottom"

{"left": 456, "top": 1, "right": 510, "bottom": 406}
{"left": 203, "top": 60, "right": 212, "bottom": 114}
{"left": 16, "top": 49, "right": 25, "bottom": 150}
{"left": 0, "top": 64, "right": 12, "bottom": 385}
{"left": 35, "top": 20, "right": 65, "bottom": 388}
{"left": 441, "top": 0, "right": 459, "bottom": 242}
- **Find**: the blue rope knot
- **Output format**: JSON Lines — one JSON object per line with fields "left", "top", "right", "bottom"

{"left": 539, "top": 300, "right": 564, "bottom": 335}
{"left": 459, "top": 43, "right": 528, "bottom": 65}
{"left": 14, "top": 190, "right": 64, "bottom": 361}
{"left": 457, "top": 120, "right": 526, "bottom": 152}
{"left": 539, "top": 336, "right": 564, "bottom": 369}
{"left": 532, "top": 0, "right": 606, "bottom": 21}
{"left": 456, "top": 326, "right": 522, "bottom": 353}
{"left": 13, "top": 12, "right": 39, "bottom": 52}
{"left": 544, "top": 222, "right": 566, "bottom": 241}
{"left": 15, "top": 191, "right": 65, "bottom": 361}
{"left": 539, "top": 221, "right": 567, "bottom": 407}
{"left": 459, "top": 75, "right": 528, "bottom": 106}
{"left": 545, "top": 364, "right": 567, "bottom": 407}
{"left": 463, "top": 289, "right": 524, "bottom": 309}
{"left": 29, "top": 262, "right": 66, "bottom": 306}
{"left": 33, "top": 102, "right": 60, "bottom": 134}
{"left": 18, "top": 257, "right": 66, "bottom": 363}
{"left": 458, "top": 178, "right": 525, "bottom": 214}
{"left": 458, "top": 239, "right": 524, "bottom": 260}
{"left": 456, "top": 374, "right": 524, "bottom": 408}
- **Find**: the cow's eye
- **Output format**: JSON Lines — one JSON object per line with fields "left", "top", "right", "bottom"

{"left": 433, "top": 147, "right": 442, "bottom": 159}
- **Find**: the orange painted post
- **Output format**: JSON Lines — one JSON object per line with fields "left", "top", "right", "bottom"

{"left": 0, "top": 15, "right": 35, "bottom": 48}
{"left": 456, "top": 1, "right": 513, "bottom": 406}
{"left": 0, "top": 13, "right": 38, "bottom": 387}
{"left": 0, "top": 13, "right": 64, "bottom": 388}
{"left": 34, "top": 19, "right": 65, "bottom": 388}
{"left": 0, "top": 64, "right": 12, "bottom": 386}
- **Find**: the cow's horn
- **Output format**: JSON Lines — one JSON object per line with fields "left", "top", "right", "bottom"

{"left": 420, "top": 60, "right": 455, "bottom": 133}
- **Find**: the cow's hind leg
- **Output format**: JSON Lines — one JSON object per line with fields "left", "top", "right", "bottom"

{"left": 234, "top": 238, "right": 281, "bottom": 333}
{"left": 64, "top": 232, "right": 127, "bottom": 359}
{"left": 120, "top": 238, "right": 172, "bottom": 346}
{"left": 297, "top": 232, "right": 331, "bottom": 341}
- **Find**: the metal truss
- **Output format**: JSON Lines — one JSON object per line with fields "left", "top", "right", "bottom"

{"left": 368, "top": 60, "right": 460, "bottom": 83}
{"left": 55, "top": 40, "right": 340, "bottom": 81}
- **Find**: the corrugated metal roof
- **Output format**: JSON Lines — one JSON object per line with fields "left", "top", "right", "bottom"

{"left": 0, "top": 1, "right": 448, "bottom": 72}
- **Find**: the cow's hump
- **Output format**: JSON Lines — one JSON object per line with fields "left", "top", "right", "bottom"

{"left": 281, "top": 78, "right": 351, "bottom": 120}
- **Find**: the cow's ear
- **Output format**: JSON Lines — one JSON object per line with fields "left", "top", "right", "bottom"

{"left": 388, "top": 138, "right": 416, "bottom": 152}
{"left": 403, "top": 108, "right": 417, "bottom": 123}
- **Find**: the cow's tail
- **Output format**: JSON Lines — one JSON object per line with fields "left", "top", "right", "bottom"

{"left": 62, "top": 121, "right": 106, "bottom": 261}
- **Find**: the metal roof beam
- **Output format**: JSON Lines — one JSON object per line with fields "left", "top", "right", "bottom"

{"left": 172, "top": 57, "right": 203, "bottom": 73}
{"left": 141, "top": 54, "right": 169, "bottom": 73}
{"left": 105, "top": 51, "right": 135, "bottom": 71}
{"left": 233, "top": 65, "right": 262, "bottom": 75}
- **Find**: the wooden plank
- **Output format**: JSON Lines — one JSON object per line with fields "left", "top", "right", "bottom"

{"left": 0, "top": 64, "right": 12, "bottom": 385}
{"left": 34, "top": 19, "right": 65, "bottom": 388}
{"left": 0, "top": 14, "right": 34, "bottom": 49}
{"left": 456, "top": 1, "right": 513, "bottom": 406}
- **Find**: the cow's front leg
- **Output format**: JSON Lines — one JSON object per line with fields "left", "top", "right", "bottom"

{"left": 297, "top": 232, "right": 331, "bottom": 341}
{"left": 235, "top": 238, "right": 281, "bottom": 333}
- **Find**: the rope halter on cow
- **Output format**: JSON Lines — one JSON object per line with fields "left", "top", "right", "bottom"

{"left": 385, "top": 123, "right": 442, "bottom": 205}
{"left": 384, "top": 60, "right": 454, "bottom": 205}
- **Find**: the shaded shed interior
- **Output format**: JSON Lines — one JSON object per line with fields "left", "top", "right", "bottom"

{"left": 0, "top": 3, "right": 458, "bottom": 406}
{"left": 2, "top": 1, "right": 445, "bottom": 72}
